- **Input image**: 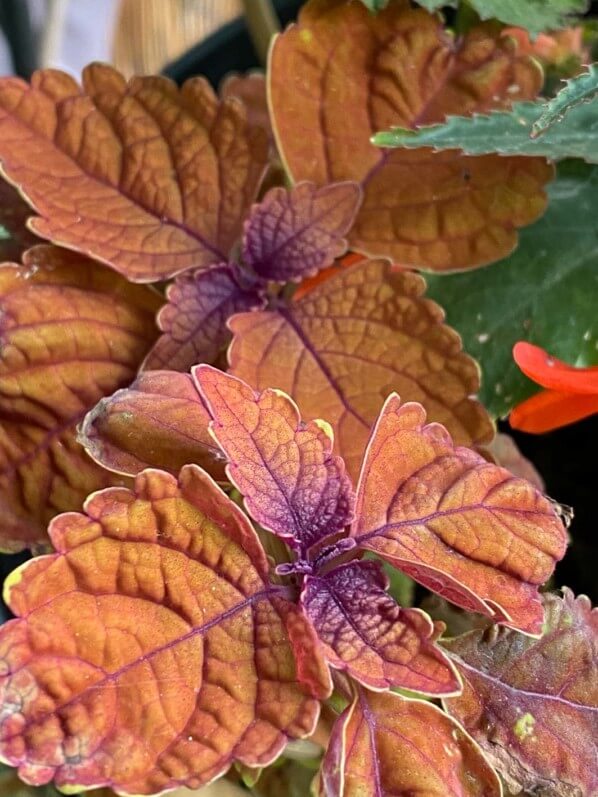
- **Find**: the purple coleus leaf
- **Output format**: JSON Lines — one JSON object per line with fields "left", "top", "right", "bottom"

{"left": 242, "top": 181, "right": 362, "bottom": 283}
{"left": 195, "top": 365, "right": 354, "bottom": 556}
{"left": 193, "top": 367, "right": 567, "bottom": 697}
{"left": 143, "top": 264, "right": 265, "bottom": 371}
{"left": 147, "top": 180, "right": 360, "bottom": 374}
{"left": 301, "top": 559, "right": 459, "bottom": 694}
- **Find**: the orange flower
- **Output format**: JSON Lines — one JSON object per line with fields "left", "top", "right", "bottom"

{"left": 510, "top": 342, "right": 598, "bottom": 433}
{"left": 502, "top": 27, "right": 588, "bottom": 68}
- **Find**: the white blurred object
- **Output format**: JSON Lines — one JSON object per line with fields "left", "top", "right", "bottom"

{"left": 33, "top": 0, "right": 119, "bottom": 75}
{"left": 0, "top": 29, "right": 14, "bottom": 75}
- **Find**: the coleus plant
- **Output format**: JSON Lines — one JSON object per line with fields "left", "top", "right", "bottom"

{"left": 0, "top": 0, "right": 557, "bottom": 548}
{"left": 0, "top": 367, "right": 569, "bottom": 794}
{"left": 0, "top": 0, "right": 593, "bottom": 795}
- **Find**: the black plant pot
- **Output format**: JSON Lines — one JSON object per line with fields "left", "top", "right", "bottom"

{"left": 163, "top": 0, "right": 304, "bottom": 87}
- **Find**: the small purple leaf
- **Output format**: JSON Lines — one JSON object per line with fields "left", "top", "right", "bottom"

{"left": 302, "top": 559, "right": 460, "bottom": 694}
{"left": 242, "top": 181, "right": 362, "bottom": 283}
{"left": 143, "top": 264, "right": 265, "bottom": 372}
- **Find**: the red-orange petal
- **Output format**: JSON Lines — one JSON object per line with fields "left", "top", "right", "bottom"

{"left": 513, "top": 342, "right": 598, "bottom": 394}
{"left": 509, "top": 388, "right": 598, "bottom": 433}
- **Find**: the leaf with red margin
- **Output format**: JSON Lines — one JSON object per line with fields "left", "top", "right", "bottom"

{"left": 318, "top": 688, "right": 501, "bottom": 797}
{"left": 444, "top": 589, "right": 598, "bottom": 797}
{"left": 194, "top": 366, "right": 354, "bottom": 554}
{"left": 79, "top": 370, "right": 225, "bottom": 480}
{"left": 0, "top": 245, "right": 159, "bottom": 551}
{"left": 0, "top": 181, "right": 39, "bottom": 261}
{"left": 351, "top": 394, "right": 567, "bottom": 635}
{"left": 143, "top": 265, "right": 265, "bottom": 372}
{"left": 242, "top": 182, "right": 362, "bottom": 283}
{"left": 301, "top": 559, "right": 459, "bottom": 694}
{"left": 0, "top": 64, "right": 269, "bottom": 282}
{"left": 0, "top": 465, "right": 330, "bottom": 794}
{"left": 228, "top": 257, "right": 493, "bottom": 481}
{"left": 269, "top": 0, "right": 553, "bottom": 271}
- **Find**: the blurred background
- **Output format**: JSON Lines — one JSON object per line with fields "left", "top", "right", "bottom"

{"left": 0, "top": 0, "right": 241, "bottom": 77}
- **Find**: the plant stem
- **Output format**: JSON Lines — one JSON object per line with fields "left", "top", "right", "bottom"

{"left": 241, "top": 0, "right": 280, "bottom": 66}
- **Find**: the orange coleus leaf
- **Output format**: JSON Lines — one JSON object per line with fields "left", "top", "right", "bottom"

{"left": 79, "top": 370, "right": 225, "bottom": 481}
{"left": 318, "top": 688, "right": 501, "bottom": 797}
{"left": 0, "top": 245, "right": 159, "bottom": 551}
{"left": 220, "top": 72, "right": 273, "bottom": 145}
{"left": 269, "top": 0, "right": 553, "bottom": 271}
{"left": 0, "top": 64, "right": 269, "bottom": 282}
{"left": 510, "top": 342, "right": 598, "bottom": 432}
{"left": 351, "top": 395, "right": 567, "bottom": 635}
{"left": 0, "top": 465, "right": 329, "bottom": 794}
{"left": 444, "top": 589, "right": 598, "bottom": 796}
{"left": 228, "top": 257, "right": 493, "bottom": 480}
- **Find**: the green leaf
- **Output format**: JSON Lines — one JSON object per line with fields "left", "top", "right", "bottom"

{"left": 412, "top": 0, "right": 450, "bottom": 9}
{"left": 368, "top": 0, "right": 587, "bottom": 32}
{"left": 373, "top": 98, "right": 598, "bottom": 163}
{"left": 358, "top": 0, "right": 391, "bottom": 11}
{"left": 425, "top": 161, "right": 598, "bottom": 418}
{"left": 471, "top": 0, "right": 587, "bottom": 33}
{"left": 533, "top": 64, "right": 598, "bottom": 136}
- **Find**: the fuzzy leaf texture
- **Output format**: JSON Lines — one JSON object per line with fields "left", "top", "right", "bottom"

{"left": 533, "top": 63, "right": 598, "bottom": 136}
{"left": 351, "top": 395, "right": 567, "bottom": 634}
{"left": 269, "top": 0, "right": 552, "bottom": 271}
{"left": 426, "top": 162, "right": 598, "bottom": 417}
{"left": 301, "top": 559, "right": 460, "bottom": 694}
{"left": 242, "top": 181, "right": 362, "bottom": 283}
{"left": 0, "top": 245, "right": 159, "bottom": 551}
{"left": 196, "top": 369, "right": 567, "bottom": 637}
{"left": 196, "top": 368, "right": 462, "bottom": 695}
{"left": 143, "top": 265, "right": 265, "bottom": 372}
{"left": 0, "top": 65, "right": 269, "bottom": 282}
{"left": 374, "top": 95, "right": 598, "bottom": 164}
{"left": 318, "top": 689, "right": 501, "bottom": 796}
{"left": 228, "top": 256, "right": 494, "bottom": 481}
{"left": 0, "top": 465, "right": 329, "bottom": 794}
{"left": 195, "top": 366, "right": 355, "bottom": 554}
{"left": 79, "top": 370, "right": 225, "bottom": 480}
{"left": 444, "top": 589, "right": 598, "bottom": 796}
